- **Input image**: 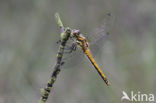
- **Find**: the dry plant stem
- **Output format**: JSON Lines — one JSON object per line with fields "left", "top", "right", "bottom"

{"left": 39, "top": 13, "right": 71, "bottom": 103}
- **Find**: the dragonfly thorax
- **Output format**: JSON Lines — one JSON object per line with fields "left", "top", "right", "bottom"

{"left": 76, "top": 34, "right": 89, "bottom": 52}
{"left": 71, "top": 29, "right": 89, "bottom": 52}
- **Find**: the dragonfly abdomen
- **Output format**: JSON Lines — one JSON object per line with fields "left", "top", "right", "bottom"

{"left": 85, "top": 49, "right": 110, "bottom": 86}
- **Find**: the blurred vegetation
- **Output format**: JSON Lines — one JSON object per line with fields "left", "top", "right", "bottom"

{"left": 0, "top": 0, "right": 156, "bottom": 103}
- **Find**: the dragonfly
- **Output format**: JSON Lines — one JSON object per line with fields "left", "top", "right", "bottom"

{"left": 40, "top": 13, "right": 112, "bottom": 103}
{"left": 60, "top": 13, "right": 113, "bottom": 86}
{"left": 70, "top": 29, "right": 110, "bottom": 86}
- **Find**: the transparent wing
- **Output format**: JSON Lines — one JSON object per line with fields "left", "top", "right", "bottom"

{"left": 60, "top": 13, "right": 114, "bottom": 68}
{"left": 87, "top": 13, "right": 114, "bottom": 57}
{"left": 60, "top": 39, "right": 84, "bottom": 68}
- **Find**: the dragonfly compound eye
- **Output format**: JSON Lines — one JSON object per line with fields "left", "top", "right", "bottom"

{"left": 72, "top": 29, "right": 80, "bottom": 36}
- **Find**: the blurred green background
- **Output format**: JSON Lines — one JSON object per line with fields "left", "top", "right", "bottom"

{"left": 0, "top": 0, "right": 156, "bottom": 103}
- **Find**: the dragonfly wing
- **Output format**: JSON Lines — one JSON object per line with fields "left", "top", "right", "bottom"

{"left": 60, "top": 39, "right": 84, "bottom": 68}
{"left": 89, "top": 33, "right": 109, "bottom": 57}
{"left": 87, "top": 13, "right": 114, "bottom": 57}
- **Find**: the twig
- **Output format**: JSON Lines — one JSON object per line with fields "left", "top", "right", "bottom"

{"left": 39, "top": 13, "right": 71, "bottom": 103}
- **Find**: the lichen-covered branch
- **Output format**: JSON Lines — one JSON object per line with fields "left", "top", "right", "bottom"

{"left": 39, "top": 13, "right": 71, "bottom": 103}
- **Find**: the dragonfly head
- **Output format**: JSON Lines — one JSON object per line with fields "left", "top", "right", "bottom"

{"left": 71, "top": 29, "right": 80, "bottom": 37}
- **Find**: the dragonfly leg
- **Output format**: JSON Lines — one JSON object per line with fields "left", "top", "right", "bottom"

{"left": 71, "top": 42, "right": 77, "bottom": 51}
{"left": 64, "top": 43, "right": 77, "bottom": 54}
